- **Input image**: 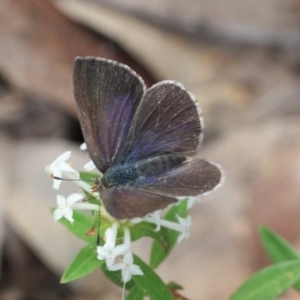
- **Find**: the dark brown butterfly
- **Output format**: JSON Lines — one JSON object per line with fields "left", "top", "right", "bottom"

{"left": 73, "top": 57, "right": 223, "bottom": 219}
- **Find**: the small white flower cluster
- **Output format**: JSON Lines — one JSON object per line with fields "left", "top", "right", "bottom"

{"left": 97, "top": 223, "right": 143, "bottom": 283}
{"left": 45, "top": 148, "right": 99, "bottom": 223}
{"left": 45, "top": 145, "right": 193, "bottom": 285}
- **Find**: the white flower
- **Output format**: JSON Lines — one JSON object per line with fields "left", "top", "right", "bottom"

{"left": 130, "top": 217, "right": 143, "bottom": 224}
{"left": 83, "top": 160, "right": 96, "bottom": 171}
{"left": 145, "top": 214, "right": 192, "bottom": 243}
{"left": 80, "top": 141, "right": 96, "bottom": 171}
{"left": 110, "top": 252, "right": 143, "bottom": 283}
{"left": 149, "top": 211, "right": 162, "bottom": 231}
{"left": 187, "top": 196, "right": 201, "bottom": 209}
{"left": 97, "top": 223, "right": 129, "bottom": 268}
{"left": 143, "top": 211, "right": 162, "bottom": 231}
{"left": 134, "top": 211, "right": 162, "bottom": 231}
{"left": 176, "top": 215, "right": 192, "bottom": 243}
{"left": 123, "top": 227, "right": 131, "bottom": 247}
{"left": 80, "top": 143, "right": 87, "bottom": 150}
{"left": 109, "top": 227, "right": 143, "bottom": 283}
{"left": 45, "top": 151, "right": 79, "bottom": 190}
{"left": 53, "top": 193, "right": 83, "bottom": 223}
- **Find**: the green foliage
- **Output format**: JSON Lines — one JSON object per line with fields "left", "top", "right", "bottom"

{"left": 54, "top": 198, "right": 192, "bottom": 299}
{"left": 230, "top": 226, "right": 300, "bottom": 299}
{"left": 131, "top": 255, "right": 174, "bottom": 300}
{"left": 125, "top": 285, "right": 145, "bottom": 300}
{"left": 56, "top": 192, "right": 300, "bottom": 300}
{"left": 79, "top": 171, "right": 100, "bottom": 185}
{"left": 229, "top": 260, "right": 300, "bottom": 300}
{"left": 61, "top": 242, "right": 103, "bottom": 283}
{"left": 101, "top": 263, "right": 135, "bottom": 290}
{"left": 54, "top": 209, "right": 94, "bottom": 242}
{"left": 150, "top": 199, "right": 188, "bottom": 268}
{"left": 259, "top": 226, "right": 300, "bottom": 263}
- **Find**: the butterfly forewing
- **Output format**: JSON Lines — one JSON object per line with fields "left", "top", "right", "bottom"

{"left": 120, "top": 81, "right": 203, "bottom": 164}
{"left": 73, "top": 57, "right": 145, "bottom": 172}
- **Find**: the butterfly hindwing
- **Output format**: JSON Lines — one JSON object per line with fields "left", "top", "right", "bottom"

{"left": 136, "top": 158, "right": 223, "bottom": 197}
{"left": 100, "top": 186, "right": 177, "bottom": 219}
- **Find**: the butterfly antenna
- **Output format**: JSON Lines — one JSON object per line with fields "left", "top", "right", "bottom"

{"left": 53, "top": 176, "right": 95, "bottom": 182}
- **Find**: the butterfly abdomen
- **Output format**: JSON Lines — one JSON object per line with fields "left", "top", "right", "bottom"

{"left": 103, "top": 154, "right": 186, "bottom": 187}
{"left": 137, "top": 154, "right": 186, "bottom": 177}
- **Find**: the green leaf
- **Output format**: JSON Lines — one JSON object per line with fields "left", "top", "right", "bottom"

{"left": 101, "top": 263, "right": 135, "bottom": 290}
{"left": 61, "top": 242, "right": 103, "bottom": 283}
{"left": 130, "top": 222, "right": 169, "bottom": 250}
{"left": 229, "top": 259, "right": 300, "bottom": 300}
{"left": 130, "top": 222, "right": 155, "bottom": 241}
{"left": 150, "top": 199, "right": 188, "bottom": 268}
{"left": 53, "top": 201, "right": 110, "bottom": 244}
{"left": 165, "top": 198, "right": 189, "bottom": 221}
{"left": 259, "top": 225, "right": 300, "bottom": 290}
{"left": 53, "top": 209, "right": 95, "bottom": 242}
{"left": 132, "top": 254, "right": 174, "bottom": 300}
{"left": 259, "top": 225, "right": 300, "bottom": 262}
{"left": 125, "top": 285, "right": 144, "bottom": 300}
{"left": 79, "top": 171, "right": 100, "bottom": 186}
{"left": 167, "top": 281, "right": 183, "bottom": 290}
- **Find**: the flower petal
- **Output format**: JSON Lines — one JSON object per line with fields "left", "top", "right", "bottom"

{"left": 63, "top": 207, "right": 74, "bottom": 223}
{"left": 67, "top": 193, "right": 83, "bottom": 205}
{"left": 149, "top": 211, "right": 161, "bottom": 231}
{"left": 56, "top": 195, "right": 66, "bottom": 207}
{"left": 187, "top": 196, "right": 200, "bottom": 209}
{"left": 53, "top": 208, "right": 64, "bottom": 221}
{"left": 80, "top": 143, "right": 87, "bottom": 150}
{"left": 120, "top": 253, "right": 143, "bottom": 283}
{"left": 103, "top": 228, "right": 115, "bottom": 249}
{"left": 59, "top": 163, "right": 78, "bottom": 174}
{"left": 122, "top": 251, "right": 133, "bottom": 264}
{"left": 57, "top": 151, "right": 71, "bottom": 162}
{"left": 52, "top": 170, "right": 62, "bottom": 190}
{"left": 122, "top": 268, "right": 132, "bottom": 282}
{"left": 97, "top": 246, "right": 108, "bottom": 260}
{"left": 176, "top": 215, "right": 192, "bottom": 243}
{"left": 110, "top": 263, "right": 123, "bottom": 271}
{"left": 83, "top": 160, "right": 96, "bottom": 171}
{"left": 113, "top": 244, "right": 129, "bottom": 257}
{"left": 129, "top": 264, "right": 143, "bottom": 276}
{"left": 106, "top": 253, "right": 117, "bottom": 269}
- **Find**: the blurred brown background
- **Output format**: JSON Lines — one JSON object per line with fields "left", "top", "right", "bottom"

{"left": 0, "top": 0, "right": 300, "bottom": 299}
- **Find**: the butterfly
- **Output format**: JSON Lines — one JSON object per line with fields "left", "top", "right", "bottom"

{"left": 73, "top": 57, "right": 223, "bottom": 219}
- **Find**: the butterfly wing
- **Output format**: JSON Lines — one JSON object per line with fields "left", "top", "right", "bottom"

{"left": 119, "top": 81, "right": 203, "bottom": 164}
{"left": 136, "top": 158, "right": 224, "bottom": 197}
{"left": 100, "top": 158, "right": 223, "bottom": 219}
{"left": 74, "top": 57, "right": 223, "bottom": 219}
{"left": 100, "top": 186, "right": 177, "bottom": 219}
{"left": 73, "top": 57, "right": 145, "bottom": 173}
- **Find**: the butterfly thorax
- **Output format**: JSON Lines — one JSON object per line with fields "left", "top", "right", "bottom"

{"left": 98, "top": 154, "right": 186, "bottom": 189}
